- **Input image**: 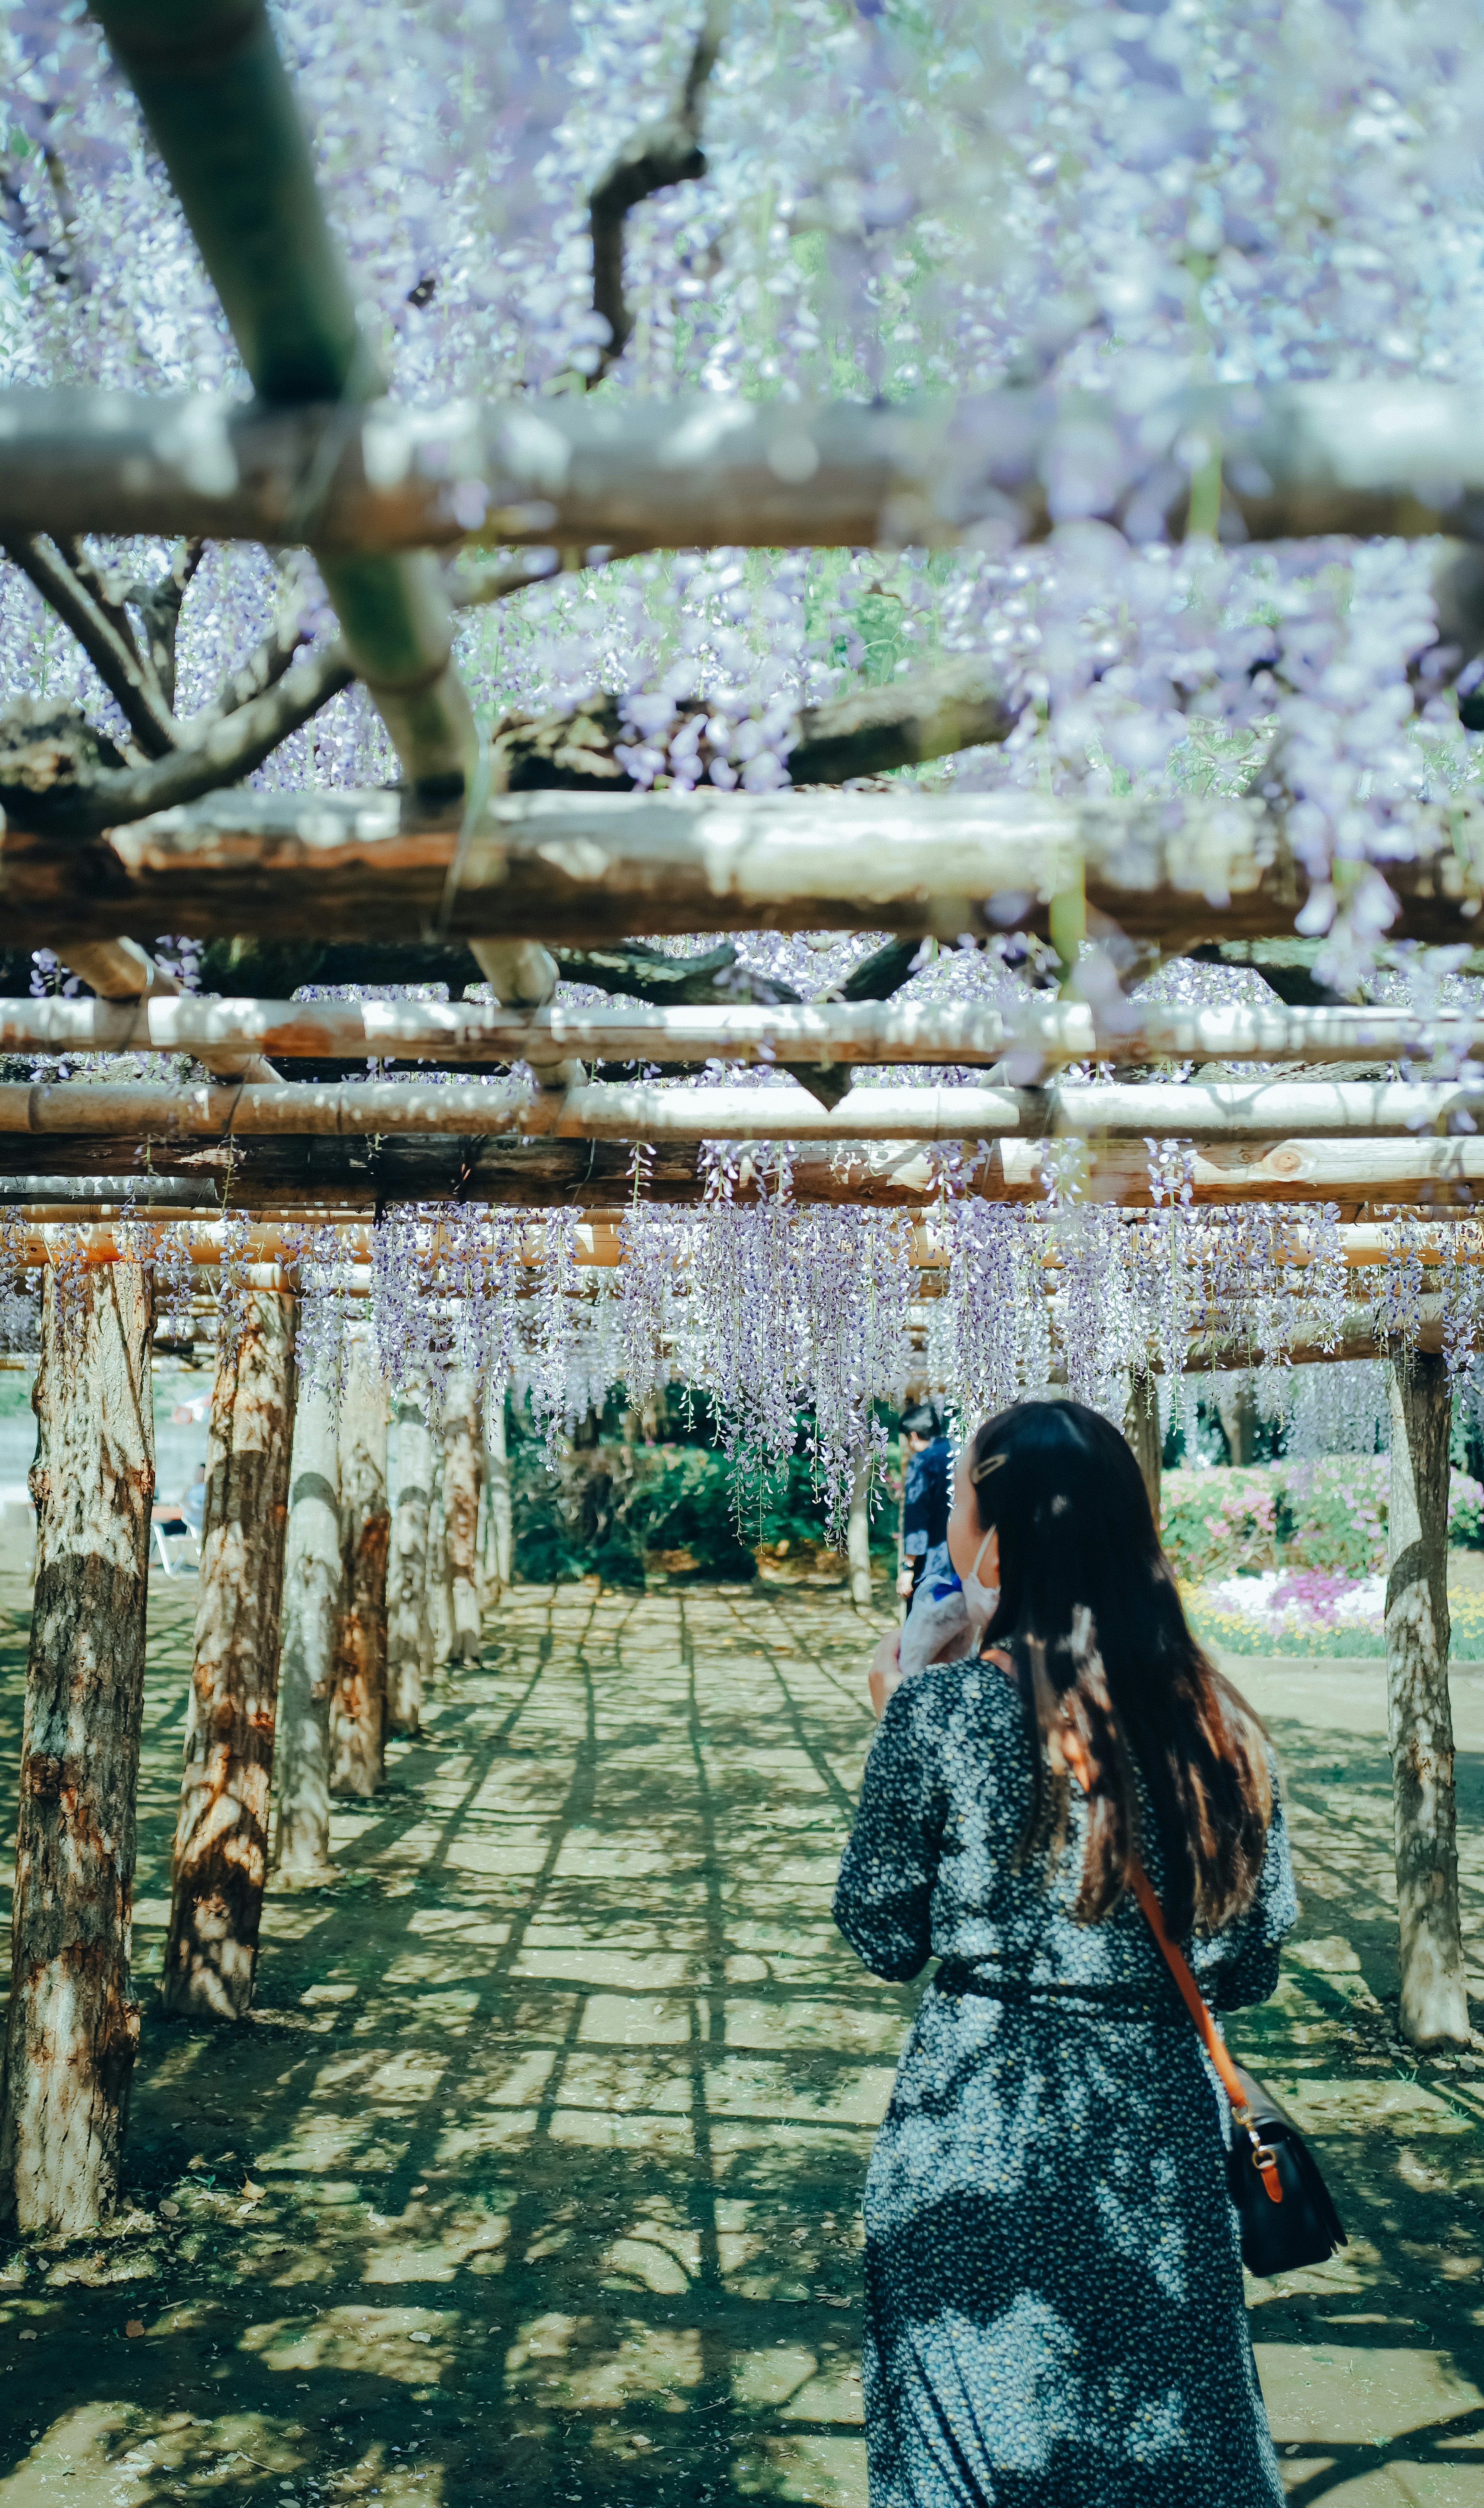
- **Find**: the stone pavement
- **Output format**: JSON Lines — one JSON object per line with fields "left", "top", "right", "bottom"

{"left": 0, "top": 1568, "right": 1480, "bottom": 2505}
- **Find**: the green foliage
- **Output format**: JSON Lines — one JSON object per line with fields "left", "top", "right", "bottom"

{"left": 506, "top": 1393, "right": 900, "bottom": 1588}
{"left": 1160, "top": 1467, "right": 1278, "bottom": 1582}
{"left": 1162, "top": 1456, "right": 1484, "bottom": 1584}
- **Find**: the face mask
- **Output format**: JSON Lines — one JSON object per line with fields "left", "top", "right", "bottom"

{"left": 961, "top": 1526, "right": 999, "bottom": 1637}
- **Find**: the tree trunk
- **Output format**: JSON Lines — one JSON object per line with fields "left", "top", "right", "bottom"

{"left": 1386, "top": 1354, "right": 1471, "bottom": 2048}
{"left": 485, "top": 1378, "right": 512, "bottom": 1593}
{"left": 162, "top": 1291, "right": 296, "bottom": 2019}
{"left": 386, "top": 1385, "right": 431, "bottom": 1735}
{"left": 425, "top": 1454, "right": 455, "bottom": 1670}
{"left": 847, "top": 1461, "right": 872, "bottom": 1608}
{"left": 442, "top": 1368, "right": 483, "bottom": 1665}
{"left": 328, "top": 1340, "right": 390, "bottom": 1799}
{"left": 272, "top": 1375, "right": 343, "bottom": 1882}
{"left": 1124, "top": 1369, "right": 1163, "bottom": 1531}
{"left": 0, "top": 1261, "right": 154, "bottom": 2236}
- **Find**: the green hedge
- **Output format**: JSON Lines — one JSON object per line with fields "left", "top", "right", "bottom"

{"left": 510, "top": 1429, "right": 899, "bottom": 1588}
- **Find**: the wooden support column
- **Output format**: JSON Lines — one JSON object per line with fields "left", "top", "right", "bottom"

{"left": 329, "top": 1341, "right": 390, "bottom": 1799}
{"left": 442, "top": 1369, "right": 483, "bottom": 1666}
{"left": 386, "top": 1385, "right": 431, "bottom": 1735}
{"left": 1124, "top": 1371, "right": 1162, "bottom": 1532}
{"left": 425, "top": 1448, "right": 455, "bottom": 1671}
{"left": 485, "top": 1377, "right": 512, "bottom": 1596}
{"left": 847, "top": 1462, "right": 872, "bottom": 1609}
{"left": 162, "top": 1291, "right": 297, "bottom": 2020}
{"left": 273, "top": 1374, "right": 343, "bottom": 1882}
{"left": 1386, "top": 1354, "right": 1472, "bottom": 2048}
{"left": 0, "top": 1261, "right": 154, "bottom": 2236}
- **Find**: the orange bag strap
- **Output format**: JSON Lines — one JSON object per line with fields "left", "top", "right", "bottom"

{"left": 1124, "top": 1855, "right": 1252, "bottom": 2127}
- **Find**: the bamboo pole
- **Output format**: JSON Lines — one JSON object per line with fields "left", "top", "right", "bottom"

{"left": 9, "top": 376, "right": 1484, "bottom": 553}
{"left": 90, "top": 0, "right": 476, "bottom": 804}
{"left": 5, "top": 993, "right": 1482, "bottom": 1069}
{"left": 7, "top": 1074, "right": 1484, "bottom": 1143}
{"left": 7, "top": 784, "right": 1484, "bottom": 951}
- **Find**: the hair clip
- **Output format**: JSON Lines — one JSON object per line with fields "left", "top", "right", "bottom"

{"left": 970, "top": 1451, "right": 1009, "bottom": 1485}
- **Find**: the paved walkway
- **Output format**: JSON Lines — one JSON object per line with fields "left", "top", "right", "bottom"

{"left": 0, "top": 1569, "right": 1481, "bottom": 2505}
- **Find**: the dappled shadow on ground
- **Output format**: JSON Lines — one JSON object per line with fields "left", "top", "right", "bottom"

{"left": 0, "top": 1575, "right": 1481, "bottom": 2506}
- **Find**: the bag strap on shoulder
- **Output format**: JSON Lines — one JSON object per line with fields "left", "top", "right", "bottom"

{"left": 1125, "top": 1855, "right": 1252, "bottom": 2127}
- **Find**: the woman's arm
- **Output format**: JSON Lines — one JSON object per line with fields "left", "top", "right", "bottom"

{"left": 833, "top": 1677, "right": 946, "bottom": 1982}
{"left": 1190, "top": 1773, "right": 1299, "bottom": 2013}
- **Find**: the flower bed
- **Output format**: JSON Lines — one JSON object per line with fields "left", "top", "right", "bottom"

{"left": 1162, "top": 1458, "right": 1484, "bottom": 1585}
{"left": 1183, "top": 1584, "right": 1484, "bottom": 1661}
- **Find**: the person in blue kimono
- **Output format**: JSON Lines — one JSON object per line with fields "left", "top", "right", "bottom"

{"left": 897, "top": 1399, "right": 954, "bottom": 1602}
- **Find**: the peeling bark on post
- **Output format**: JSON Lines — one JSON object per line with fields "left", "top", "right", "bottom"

{"left": 1386, "top": 1354, "right": 1471, "bottom": 2049}
{"left": 0, "top": 1261, "right": 154, "bottom": 2236}
{"left": 425, "top": 1453, "right": 455, "bottom": 1672}
{"left": 847, "top": 1463, "right": 872, "bottom": 1609}
{"left": 273, "top": 1374, "right": 343, "bottom": 1882}
{"left": 386, "top": 1385, "right": 431, "bottom": 1735}
{"left": 162, "top": 1291, "right": 297, "bottom": 2020}
{"left": 329, "top": 1342, "right": 390, "bottom": 1799}
{"left": 1124, "top": 1371, "right": 1162, "bottom": 1533}
{"left": 442, "top": 1368, "right": 483, "bottom": 1666}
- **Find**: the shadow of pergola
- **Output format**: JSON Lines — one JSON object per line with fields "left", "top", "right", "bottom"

{"left": 0, "top": 1573, "right": 1482, "bottom": 2506}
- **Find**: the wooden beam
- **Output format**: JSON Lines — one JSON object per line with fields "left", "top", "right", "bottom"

{"left": 3, "top": 784, "right": 1482, "bottom": 951}
{"left": 13, "top": 1217, "right": 1478, "bottom": 1272}
{"left": 6, "top": 994, "right": 1483, "bottom": 1069}
{"left": 7, "top": 378, "right": 1484, "bottom": 552}
{"left": 3, "top": 1074, "right": 1484, "bottom": 1143}
{"left": 5, "top": 1131, "right": 1484, "bottom": 1208}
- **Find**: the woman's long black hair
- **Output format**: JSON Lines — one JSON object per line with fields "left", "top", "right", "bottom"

{"left": 970, "top": 1399, "right": 1272, "bottom": 1940}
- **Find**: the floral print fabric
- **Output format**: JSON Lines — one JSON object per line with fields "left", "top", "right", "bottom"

{"left": 834, "top": 1654, "right": 1297, "bottom": 2508}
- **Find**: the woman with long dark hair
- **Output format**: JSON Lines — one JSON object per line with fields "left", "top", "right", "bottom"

{"left": 834, "top": 1399, "right": 1296, "bottom": 2506}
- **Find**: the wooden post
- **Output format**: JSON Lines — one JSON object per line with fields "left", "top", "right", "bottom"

{"left": 442, "top": 1368, "right": 483, "bottom": 1665}
{"left": 425, "top": 1450, "right": 455, "bottom": 1670}
{"left": 1213, "top": 1374, "right": 1258, "bottom": 1467}
{"left": 328, "top": 1339, "right": 390, "bottom": 1798}
{"left": 272, "top": 1374, "right": 343, "bottom": 1882}
{"left": 162, "top": 1291, "right": 297, "bottom": 2019}
{"left": 485, "top": 1375, "right": 512, "bottom": 1594}
{"left": 386, "top": 1384, "right": 431, "bottom": 1735}
{"left": 0, "top": 1262, "right": 154, "bottom": 2236}
{"left": 1386, "top": 1354, "right": 1471, "bottom": 2047}
{"left": 847, "top": 1461, "right": 872, "bottom": 1608}
{"left": 1124, "top": 1370, "right": 1162, "bottom": 1532}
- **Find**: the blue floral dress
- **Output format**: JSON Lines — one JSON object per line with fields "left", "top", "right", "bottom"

{"left": 833, "top": 1654, "right": 1297, "bottom": 2508}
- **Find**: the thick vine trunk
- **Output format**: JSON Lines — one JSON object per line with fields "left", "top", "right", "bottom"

{"left": 847, "top": 1462, "right": 872, "bottom": 1608}
{"left": 162, "top": 1291, "right": 297, "bottom": 2019}
{"left": 1124, "top": 1371, "right": 1163, "bottom": 1531}
{"left": 1213, "top": 1375, "right": 1258, "bottom": 1468}
{"left": 485, "top": 1380, "right": 512, "bottom": 1594}
{"left": 0, "top": 1261, "right": 154, "bottom": 2235}
{"left": 329, "top": 1341, "right": 390, "bottom": 1798}
{"left": 272, "top": 1374, "right": 343, "bottom": 1882}
{"left": 1385, "top": 1354, "right": 1471, "bottom": 2049}
{"left": 442, "top": 1369, "right": 483, "bottom": 1665}
{"left": 425, "top": 1454, "right": 455, "bottom": 1671}
{"left": 386, "top": 1386, "right": 431, "bottom": 1734}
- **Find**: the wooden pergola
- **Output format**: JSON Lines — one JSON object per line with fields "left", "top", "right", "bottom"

{"left": 0, "top": 0, "right": 1477, "bottom": 2239}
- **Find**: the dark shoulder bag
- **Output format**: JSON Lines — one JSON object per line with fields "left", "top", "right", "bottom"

{"left": 1128, "top": 1858, "right": 1347, "bottom": 2277}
